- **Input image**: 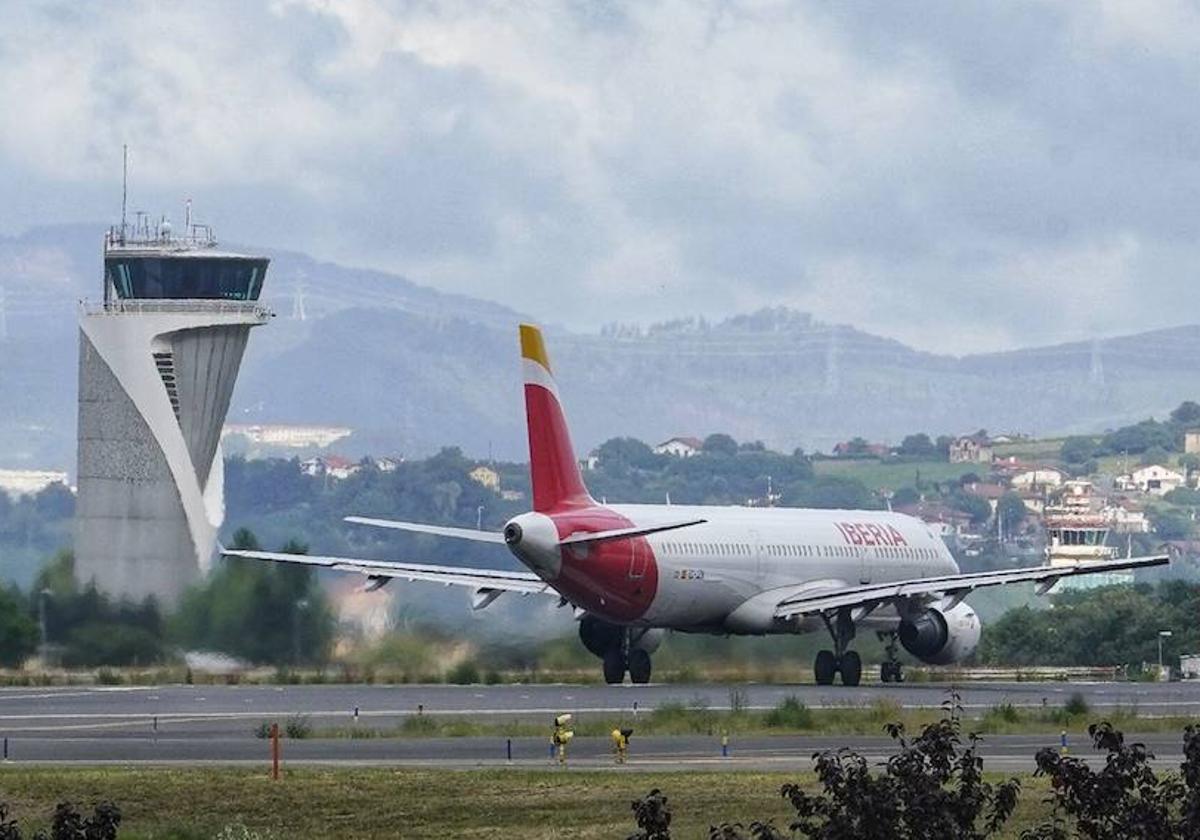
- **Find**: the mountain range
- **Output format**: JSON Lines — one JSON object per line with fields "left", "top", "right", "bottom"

{"left": 2, "top": 223, "right": 1197, "bottom": 472}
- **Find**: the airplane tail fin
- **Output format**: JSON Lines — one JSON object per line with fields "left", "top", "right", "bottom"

{"left": 520, "top": 324, "right": 594, "bottom": 512}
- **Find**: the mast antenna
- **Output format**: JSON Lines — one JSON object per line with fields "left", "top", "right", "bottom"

{"left": 121, "top": 145, "right": 128, "bottom": 240}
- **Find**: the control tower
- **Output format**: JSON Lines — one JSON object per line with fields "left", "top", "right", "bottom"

{"left": 75, "top": 213, "right": 272, "bottom": 605}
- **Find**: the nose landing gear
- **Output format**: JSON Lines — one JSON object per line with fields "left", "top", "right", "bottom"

{"left": 878, "top": 630, "right": 905, "bottom": 683}
{"left": 813, "top": 608, "right": 862, "bottom": 686}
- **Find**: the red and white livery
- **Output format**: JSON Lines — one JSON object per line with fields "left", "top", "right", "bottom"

{"left": 226, "top": 325, "right": 1168, "bottom": 685}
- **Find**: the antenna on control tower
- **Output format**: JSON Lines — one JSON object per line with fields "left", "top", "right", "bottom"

{"left": 121, "top": 145, "right": 128, "bottom": 241}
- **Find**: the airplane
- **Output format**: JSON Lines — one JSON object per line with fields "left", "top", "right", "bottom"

{"left": 224, "top": 324, "right": 1169, "bottom": 686}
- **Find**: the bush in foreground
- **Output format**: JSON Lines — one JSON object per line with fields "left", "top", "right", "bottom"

{"left": 629, "top": 714, "right": 1200, "bottom": 838}
{"left": 0, "top": 801, "right": 121, "bottom": 840}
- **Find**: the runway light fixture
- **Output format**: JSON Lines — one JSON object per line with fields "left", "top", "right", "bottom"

{"left": 1159, "top": 630, "right": 1174, "bottom": 680}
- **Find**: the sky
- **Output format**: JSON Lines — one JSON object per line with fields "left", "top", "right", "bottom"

{"left": 2, "top": 0, "right": 1199, "bottom": 354}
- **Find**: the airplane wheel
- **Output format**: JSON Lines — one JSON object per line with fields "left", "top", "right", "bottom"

{"left": 814, "top": 650, "right": 837, "bottom": 686}
{"left": 881, "top": 662, "right": 895, "bottom": 683}
{"left": 602, "top": 649, "right": 627, "bottom": 685}
{"left": 628, "top": 649, "right": 652, "bottom": 684}
{"left": 840, "top": 651, "right": 862, "bottom": 687}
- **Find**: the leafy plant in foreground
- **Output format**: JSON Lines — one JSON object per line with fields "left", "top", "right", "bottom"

{"left": 1022, "top": 722, "right": 1200, "bottom": 839}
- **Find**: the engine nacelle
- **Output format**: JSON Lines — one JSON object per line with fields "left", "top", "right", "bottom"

{"left": 898, "top": 602, "right": 981, "bottom": 665}
{"left": 631, "top": 628, "right": 665, "bottom": 654}
{"left": 578, "top": 615, "right": 623, "bottom": 658}
{"left": 578, "top": 616, "right": 663, "bottom": 659}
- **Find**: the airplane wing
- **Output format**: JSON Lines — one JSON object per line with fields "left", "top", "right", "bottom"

{"left": 221, "top": 548, "right": 552, "bottom": 607}
{"left": 773, "top": 554, "right": 1170, "bottom": 620}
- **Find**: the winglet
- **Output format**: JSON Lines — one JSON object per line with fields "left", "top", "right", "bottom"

{"left": 519, "top": 324, "right": 593, "bottom": 512}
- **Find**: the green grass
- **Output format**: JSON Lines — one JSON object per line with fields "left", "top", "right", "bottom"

{"left": 307, "top": 698, "right": 1184, "bottom": 740}
{"left": 812, "top": 458, "right": 982, "bottom": 490}
{"left": 0, "top": 767, "right": 1054, "bottom": 839}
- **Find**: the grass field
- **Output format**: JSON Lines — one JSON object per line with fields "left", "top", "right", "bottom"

{"left": 298, "top": 697, "right": 1179, "bottom": 741}
{"left": 811, "top": 458, "right": 981, "bottom": 489}
{"left": 0, "top": 767, "right": 1054, "bottom": 839}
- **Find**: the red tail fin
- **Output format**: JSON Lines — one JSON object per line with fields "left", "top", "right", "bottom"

{"left": 519, "top": 324, "right": 594, "bottom": 512}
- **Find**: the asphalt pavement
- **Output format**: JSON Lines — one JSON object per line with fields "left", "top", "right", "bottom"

{"left": 0, "top": 681, "right": 1195, "bottom": 771}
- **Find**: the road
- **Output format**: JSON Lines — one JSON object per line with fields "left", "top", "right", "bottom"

{"left": 0, "top": 681, "right": 1195, "bottom": 771}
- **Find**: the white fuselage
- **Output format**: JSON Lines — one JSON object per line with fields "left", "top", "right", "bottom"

{"left": 615, "top": 504, "right": 958, "bottom": 632}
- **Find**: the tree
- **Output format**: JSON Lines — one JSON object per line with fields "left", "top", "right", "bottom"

{"left": 596, "top": 437, "right": 658, "bottom": 470}
{"left": 1170, "top": 400, "right": 1200, "bottom": 427}
{"left": 172, "top": 529, "right": 334, "bottom": 666}
{"left": 702, "top": 434, "right": 739, "bottom": 457}
{"left": 898, "top": 434, "right": 936, "bottom": 458}
{"left": 0, "top": 585, "right": 37, "bottom": 668}
{"left": 1060, "top": 436, "right": 1096, "bottom": 465}
{"left": 996, "top": 492, "right": 1027, "bottom": 530}
{"left": 1150, "top": 508, "right": 1192, "bottom": 541}
{"left": 892, "top": 487, "right": 921, "bottom": 507}
{"left": 935, "top": 435, "right": 955, "bottom": 459}
{"left": 952, "top": 492, "right": 992, "bottom": 526}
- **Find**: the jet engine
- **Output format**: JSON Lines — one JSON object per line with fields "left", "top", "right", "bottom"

{"left": 579, "top": 615, "right": 623, "bottom": 658}
{"left": 578, "top": 616, "right": 664, "bottom": 658}
{"left": 898, "top": 601, "right": 980, "bottom": 665}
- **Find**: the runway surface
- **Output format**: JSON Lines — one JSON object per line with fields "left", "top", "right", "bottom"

{"left": 0, "top": 681, "right": 1196, "bottom": 771}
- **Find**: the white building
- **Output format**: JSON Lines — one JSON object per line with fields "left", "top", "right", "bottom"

{"left": 654, "top": 436, "right": 703, "bottom": 457}
{"left": 1123, "top": 465, "right": 1185, "bottom": 496}
{"left": 0, "top": 469, "right": 70, "bottom": 498}
{"left": 222, "top": 424, "right": 352, "bottom": 449}
{"left": 75, "top": 218, "right": 272, "bottom": 606}
{"left": 1011, "top": 468, "right": 1065, "bottom": 491}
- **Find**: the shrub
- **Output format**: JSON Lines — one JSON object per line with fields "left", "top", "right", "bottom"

{"left": 783, "top": 717, "right": 1019, "bottom": 839}
{"left": 628, "top": 789, "right": 672, "bottom": 840}
{"left": 447, "top": 660, "right": 480, "bottom": 685}
{"left": 0, "top": 800, "right": 122, "bottom": 840}
{"left": 1027, "top": 722, "right": 1200, "bottom": 839}
{"left": 763, "top": 697, "right": 813, "bottom": 730}
{"left": 284, "top": 715, "right": 312, "bottom": 739}
{"left": 1064, "top": 692, "right": 1089, "bottom": 717}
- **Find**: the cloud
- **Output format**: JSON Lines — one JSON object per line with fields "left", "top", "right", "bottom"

{"left": 2, "top": 0, "right": 1199, "bottom": 353}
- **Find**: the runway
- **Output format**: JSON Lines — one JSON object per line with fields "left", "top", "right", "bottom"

{"left": 0, "top": 681, "right": 1196, "bottom": 771}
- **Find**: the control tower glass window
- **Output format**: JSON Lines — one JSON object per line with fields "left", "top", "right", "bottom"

{"left": 105, "top": 257, "right": 268, "bottom": 301}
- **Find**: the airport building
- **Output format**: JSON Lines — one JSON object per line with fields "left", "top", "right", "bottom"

{"left": 75, "top": 216, "right": 272, "bottom": 605}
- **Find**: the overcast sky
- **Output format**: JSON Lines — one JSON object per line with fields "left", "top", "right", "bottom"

{"left": 3, "top": 1, "right": 1199, "bottom": 353}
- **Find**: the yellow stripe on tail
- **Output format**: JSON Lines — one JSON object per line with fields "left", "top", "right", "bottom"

{"left": 519, "top": 324, "right": 552, "bottom": 373}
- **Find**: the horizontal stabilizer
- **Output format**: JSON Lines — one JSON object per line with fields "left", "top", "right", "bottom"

{"left": 559, "top": 518, "right": 707, "bottom": 547}
{"left": 345, "top": 516, "right": 506, "bottom": 543}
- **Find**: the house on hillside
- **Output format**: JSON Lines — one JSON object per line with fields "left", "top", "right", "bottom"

{"left": 324, "top": 456, "right": 360, "bottom": 480}
{"left": 1011, "top": 467, "right": 1065, "bottom": 492}
{"left": 654, "top": 437, "right": 703, "bottom": 457}
{"left": 894, "top": 501, "right": 973, "bottom": 537}
{"left": 469, "top": 465, "right": 501, "bottom": 490}
{"left": 949, "top": 435, "right": 993, "bottom": 464}
{"left": 1186, "top": 430, "right": 1200, "bottom": 455}
{"left": 301, "top": 455, "right": 361, "bottom": 480}
{"left": 1121, "top": 464, "right": 1185, "bottom": 496}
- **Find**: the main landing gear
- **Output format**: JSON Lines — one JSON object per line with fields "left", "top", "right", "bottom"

{"left": 603, "top": 642, "right": 652, "bottom": 685}
{"left": 813, "top": 608, "right": 862, "bottom": 687}
{"left": 580, "top": 617, "right": 657, "bottom": 685}
{"left": 878, "top": 630, "right": 905, "bottom": 683}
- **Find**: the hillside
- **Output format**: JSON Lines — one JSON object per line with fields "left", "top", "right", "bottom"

{"left": 2, "top": 224, "right": 1200, "bottom": 471}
